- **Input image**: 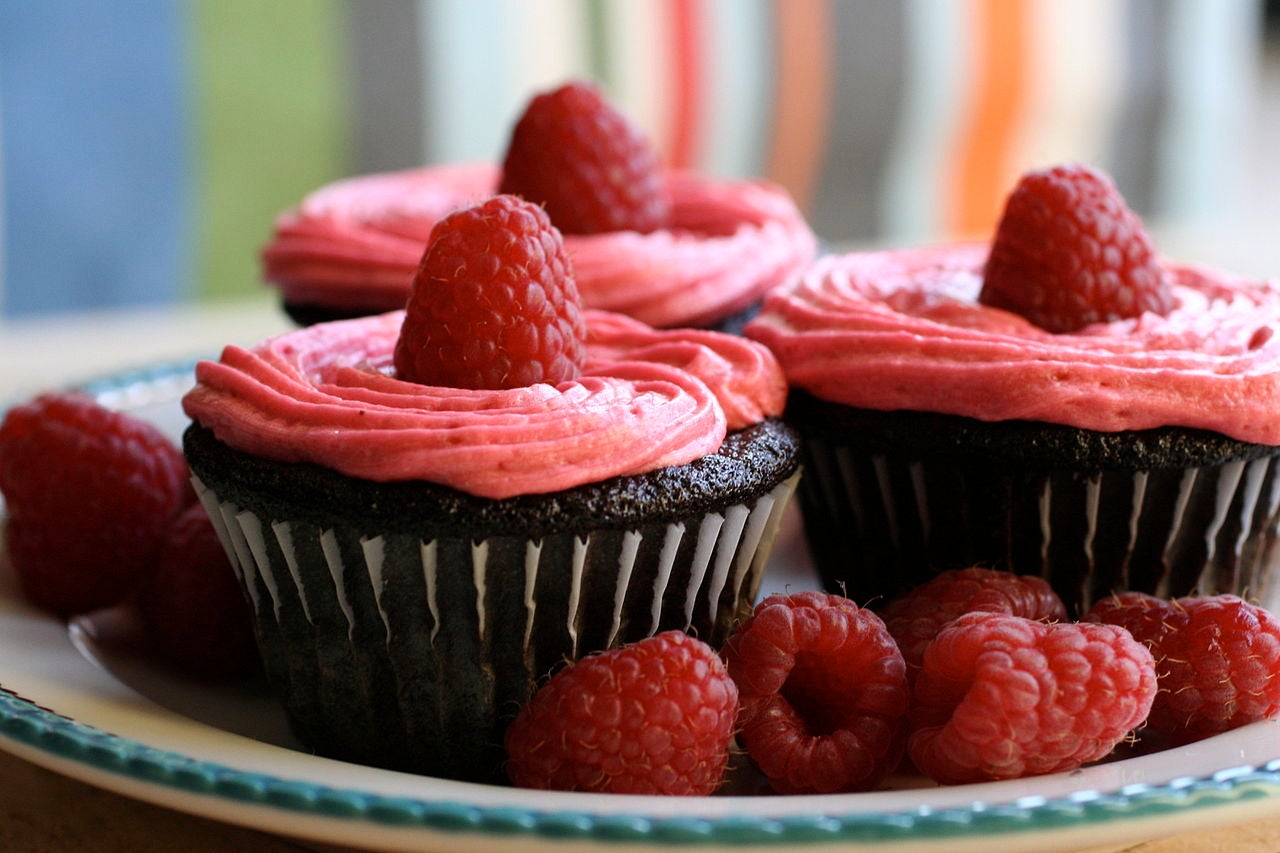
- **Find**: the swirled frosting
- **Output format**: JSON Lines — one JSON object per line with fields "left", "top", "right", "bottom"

{"left": 261, "top": 164, "right": 816, "bottom": 328}
{"left": 744, "top": 243, "right": 1280, "bottom": 445}
{"left": 183, "top": 310, "right": 786, "bottom": 499}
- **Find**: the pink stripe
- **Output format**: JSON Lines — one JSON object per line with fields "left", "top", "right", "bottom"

{"left": 665, "top": 0, "right": 705, "bottom": 169}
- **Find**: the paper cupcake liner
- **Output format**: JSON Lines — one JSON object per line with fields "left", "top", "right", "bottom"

{"left": 797, "top": 434, "right": 1280, "bottom": 616}
{"left": 193, "top": 472, "right": 798, "bottom": 782}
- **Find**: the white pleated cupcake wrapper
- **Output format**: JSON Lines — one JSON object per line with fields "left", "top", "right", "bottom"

{"left": 194, "top": 472, "right": 797, "bottom": 652}
{"left": 189, "top": 472, "right": 798, "bottom": 779}
{"left": 799, "top": 435, "right": 1280, "bottom": 615}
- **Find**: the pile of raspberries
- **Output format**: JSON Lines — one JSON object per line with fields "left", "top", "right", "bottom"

{"left": 507, "top": 570, "right": 1280, "bottom": 795}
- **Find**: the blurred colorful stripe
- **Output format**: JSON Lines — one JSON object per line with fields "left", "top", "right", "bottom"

{"left": 0, "top": 0, "right": 1263, "bottom": 317}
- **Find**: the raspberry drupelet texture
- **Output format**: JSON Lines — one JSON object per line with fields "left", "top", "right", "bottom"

{"left": 880, "top": 567, "right": 1068, "bottom": 674}
{"left": 499, "top": 80, "right": 671, "bottom": 235}
{"left": 136, "top": 503, "right": 260, "bottom": 682}
{"left": 908, "top": 612, "right": 1156, "bottom": 785}
{"left": 980, "top": 162, "right": 1174, "bottom": 333}
{"left": 0, "top": 392, "right": 191, "bottom": 616}
{"left": 1086, "top": 592, "right": 1280, "bottom": 744}
{"left": 393, "top": 194, "right": 587, "bottom": 390}
{"left": 722, "top": 591, "right": 910, "bottom": 794}
{"left": 504, "top": 630, "right": 738, "bottom": 795}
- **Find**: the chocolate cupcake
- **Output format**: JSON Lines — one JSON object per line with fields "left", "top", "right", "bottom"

{"left": 182, "top": 308, "right": 800, "bottom": 783}
{"left": 747, "top": 197, "right": 1280, "bottom": 617}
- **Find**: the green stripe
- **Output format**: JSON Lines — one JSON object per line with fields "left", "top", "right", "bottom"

{"left": 188, "top": 0, "right": 352, "bottom": 301}
{"left": 583, "top": 0, "right": 612, "bottom": 88}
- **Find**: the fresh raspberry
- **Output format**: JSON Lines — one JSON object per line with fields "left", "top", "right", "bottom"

{"left": 393, "top": 194, "right": 587, "bottom": 390}
{"left": 0, "top": 392, "right": 190, "bottom": 615}
{"left": 979, "top": 163, "right": 1174, "bottom": 333}
{"left": 880, "top": 567, "right": 1068, "bottom": 673}
{"left": 908, "top": 612, "right": 1156, "bottom": 784}
{"left": 136, "top": 504, "right": 259, "bottom": 681}
{"left": 1084, "top": 591, "right": 1175, "bottom": 650}
{"left": 1086, "top": 592, "right": 1280, "bottom": 744}
{"left": 504, "top": 630, "right": 737, "bottom": 795}
{"left": 498, "top": 80, "right": 671, "bottom": 235}
{"left": 722, "top": 591, "right": 909, "bottom": 794}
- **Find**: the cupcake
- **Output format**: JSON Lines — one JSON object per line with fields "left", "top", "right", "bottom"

{"left": 262, "top": 81, "right": 816, "bottom": 331}
{"left": 184, "top": 196, "right": 801, "bottom": 783}
{"left": 746, "top": 163, "right": 1280, "bottom": 617}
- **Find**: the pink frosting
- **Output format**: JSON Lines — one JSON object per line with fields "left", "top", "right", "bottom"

{"left": 261, "top": 164, "right": 816, "bottom": 328}
{"left": 745, "top": 243, "right": 1280, "bottom": 445}
{"left": 183, "top": 310, "right": 787, "bottom": 499}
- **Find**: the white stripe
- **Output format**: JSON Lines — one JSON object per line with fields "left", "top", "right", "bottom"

{"left": 649, "top": 523, "right": 685, "bottom": 634}
{"left": 238, "top": 510, "right": 282, "bottom": 618}
{"left": 321, "top": 530, "right": 356, "bottom": 638}
{"left": 421, "top": 540, "right": 440, "bottom": 643}
{"left": 698, "top": 0, "right": 772, "bottom": 177}
{"left": 599, "top": 0, "right": 668, "bottom": 162}
{"left": 881, "top": 0, "right": 971, "bottom": 242}
{"left": 1156, "top": 0, "right": 1260, "bottom": 221}
{"left": 522, "top": 540, "right": 541, "bottom": 651}
{"left": 1015, "top": 0, "right": 1124, "bottom": 171}
{"left": 471, "top": 539, "right": 489, "bottom": 640}
{"left": 361, "top": 536, "right": 392, "bottom": 642}
{"left": 508, "top": 0, "right": 591, "bottom": 123}
{"left": 418, "top": 0, "right": 512, "bottom": 163}
{"left": 272, "top": 521, "right": 312, "bottom": 623}
{"left": 606, "top": 531, "right": 642, "bottom": 648}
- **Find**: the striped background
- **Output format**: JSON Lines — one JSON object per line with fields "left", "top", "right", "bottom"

{"left": 0, "top": 0, "right": 1266, "bottom": 318}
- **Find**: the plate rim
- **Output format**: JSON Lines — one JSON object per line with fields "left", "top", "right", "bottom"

{"left": 4, "top": 358, "right": 1280, "bottom": 848}
{"left": 2, "top": 682, "right": 1280, "bottom": 847}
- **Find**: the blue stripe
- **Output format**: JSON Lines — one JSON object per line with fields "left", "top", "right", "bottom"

{"left": 0, "top": 1, "right": 188, "bottom": 317}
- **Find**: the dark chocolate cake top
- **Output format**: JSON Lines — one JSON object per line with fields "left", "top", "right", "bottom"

{"left": 185, "top": 418, "right": 799, "bottom": 539}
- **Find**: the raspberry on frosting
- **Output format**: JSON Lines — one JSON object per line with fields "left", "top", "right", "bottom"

{"left": 498, "top": 80, "right": 671, "bottom": 235}
{"left": 262, "top": 164, "right": 816, "bottom": 329}
{"left": 745, "top": 245, "right": 1280, "bottom": 445}
{"left": 393, "top": 194, "right": 587, "bottom": 390}
{"left": 980, "top": 163, "right": 1173, "bottom": 333}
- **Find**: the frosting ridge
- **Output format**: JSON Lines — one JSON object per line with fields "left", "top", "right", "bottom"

{"left": 745, "top": 244, "right": 1280, "bottom": 445}
{"left": 183, "top": 310, "right": 786, "bottom": 499}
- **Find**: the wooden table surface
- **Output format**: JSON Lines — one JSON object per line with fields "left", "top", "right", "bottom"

{"left": 5, "top": 299, "right": 1280, "bottom": 852}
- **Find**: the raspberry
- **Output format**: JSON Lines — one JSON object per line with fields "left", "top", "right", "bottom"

{"left": 979, "top": 163, "right": 1174, "bottom": 333}
{"left": 880, "top": 567, "right": 1068, "bottom": 673}
{"left": 393, "top": 194, "right": 587, "bottom": 390}
{"left": 1086, "top": 592, "right": 1280, "bottom": 744}
{"left": 504, "top": 630, "right": 737, "bottom": 795}
{"left": 0, "top": 393, "right": 190, "bottom": 615}
{"left": 136, "top": 504, "right": 259, "bottom": 681}
{"left": 722, "top": 591, "right": 909, "bottom": 794}
{"left": 498, "top": 80, "right": 671, "bottom": 235}
{"left": 908, "top": 612, "right": 1156, "bottom": 784}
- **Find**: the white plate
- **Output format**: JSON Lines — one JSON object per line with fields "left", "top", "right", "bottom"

{"left": 2, "top": 361, "right": 1280, "bottom": 853}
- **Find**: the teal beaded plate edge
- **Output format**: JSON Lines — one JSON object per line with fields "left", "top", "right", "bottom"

{"left": 2, "top": 681, "right": 1280, "bottom": 847}
{"left": 1, "top": 359, "right": 1280, "bottom": 851}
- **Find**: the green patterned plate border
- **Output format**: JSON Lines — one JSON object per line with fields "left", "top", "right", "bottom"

{"left": 2, "top": 685, "right": 1280, "bottom": 847}
{"left": 4, "top": 359, "right": 1280, "bottom": 848}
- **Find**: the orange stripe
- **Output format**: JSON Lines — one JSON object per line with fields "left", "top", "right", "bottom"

{"left": 665, "top": 0, "right": 703, "bottom": 169}
{"left": 764, "top": 0, "right": 833, "bottom": 213}
{"left": 946, "top": 0, "right": 1031, "bottom": 239}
